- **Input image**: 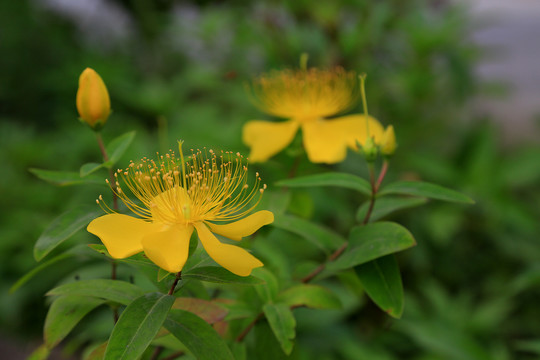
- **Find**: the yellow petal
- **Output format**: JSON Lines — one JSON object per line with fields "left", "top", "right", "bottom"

{"left": 380, "top": 125, "right": 397, "bottom": 156}
{"left": 141, "top": 224, "right": 194, "bottom": 273}
{"left": 242, "top": 120, "right": 299, "bottom": 162}
{"left": 301, "top": 114, "right": 384, "bottom": 163}
{"left": 194, "top": 222, "right": 263, "bottom": 276}
{"left": 87, "top": 214, "right": 159, "bottom": 259}
{"left": 206, "top": 210, "right": 274, "bottom": 241}
{"left": 337, "top": 114, "right": 385, "bottom": 149}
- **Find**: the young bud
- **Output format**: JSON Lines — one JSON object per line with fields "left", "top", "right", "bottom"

{"left": 380, "top": 125, "right": 397, "bottom": 157}
{"left": 359, "top": 136, "right": 378, "bottom": 163}
{"left": 76, "top": 68, "right": 111, "bottom": 131}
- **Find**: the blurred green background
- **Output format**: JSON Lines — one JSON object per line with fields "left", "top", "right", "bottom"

{"left": 2, "top": 0, "right": 540, "bottom": 359}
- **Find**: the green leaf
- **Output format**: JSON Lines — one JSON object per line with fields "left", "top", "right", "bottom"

{"left": 103, "top": 131, "right": 136, "bottom": 168}
{"left": 10, "top": 251, "right": 74, "bottom": 293}
{"left": 514, "top": 340, "right": 540, "bottom": 355}
{"left": 328, "top": 222, "right": 416, "bottom": 272}
{"left": 254, "top": 322, "right": 285, "bottom": 360}
{"left": 257, "top": 189, "right": 291, "bottom": 215}
{"left": 45, "top": 296, "right": 106, "bottom": 348}
{"left": 263, "top": 303, "right": 296, "bottom": 355}
{"left": 88, "top": 244, "right": 158, "bottom": 270}
{"left": 83, "top": 342, "right": 107, "bottom": 360}
{"left": 253, "top": 267, "right": 279, "bottom": 303}
{"left": 379, "top": 181, "right": 474, "bottom": 204}
{"left": 172, "top": 298, "right": 227, "bottom": 324}
{"left": 27, "top": 344, "right": 50, "bottom": 360}
{"left": 29, "top": 168, "right": 105, "bottom": 186}
{"left": 86, "top": 245, "right": 169, "bottom": 291}
{"left": 47, "top": 279, "right": 146, "bottom": 305}
{"left": 157, "top": 268, "right": 170, "bottom": 282}
{"left": 355, "top": 255, "right": 404, "bottom": 318}
{"left": 87, "top": 244, "right": 111, "bottom": 256}
{"left": 182, "top": 266, "right": 264, "bottom": 285}
{"left": 276, "top": 172, "right": 371, "bottom": 196}
{"left": 34, "top": 205, "right": 101, "bottom": 261}
{"left": 273, "top": 213, "right": 345, "bottom": 253}
{"left": 230, "top": 342, "right": 247, "bottom": 360}
{"left": 165, "top": 309, "right": 235, "bottom": 360}
{"left": 80, "top": 162, "right": 104, "bottom": 177}
{"left": 104, "top": 292, "right": 174, "bottom": 360}
{"left": 278, "top": 284, "right": 341, "bottom": 309}
{"left": 356, "top": 196, "right": 428, "bottom": 222}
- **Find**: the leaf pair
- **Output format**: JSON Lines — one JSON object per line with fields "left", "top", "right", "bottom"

{"left": 29, "top": 131, "right": 135, "bottom": 185}
{"left": 45, "top": 280, "right": 235, "bottom": 360}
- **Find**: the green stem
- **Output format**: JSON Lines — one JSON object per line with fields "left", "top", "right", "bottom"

{"left": 236, "top": 162, "right": 391, "bottom": 342}
{"left": 362, "top": 164, "right": 377, "bottom": 225}
{"left": 95, "top": 132, "right": 120, "bottom": 323}
{"left": 287, "top": 152, "right": 303, "bottom": 179}
{"left": 151, "top": 273, "right": 182, "bottom": 359}
{"left": 95, "top": 132, "right": 118, "bottom": 210}
{"left": 359, "top": 74, "right": 370, "bottom": 136}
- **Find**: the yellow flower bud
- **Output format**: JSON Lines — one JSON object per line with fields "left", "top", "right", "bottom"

{"left": 76, "top": 68, "right": 111, "bottom": 130}
{"left": 380, "top": 125, "right": 397, "bottom": 156}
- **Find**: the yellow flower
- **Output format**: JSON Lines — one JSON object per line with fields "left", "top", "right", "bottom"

{"left": 76, "top": 68, "right": 111, "bottom": 130}
{"left": 242, "top": 67, "right": 385, "bottom": 163}
{"left": 87, "top": 144, "right": 273, "bottom": 276}
{"left": 380, "top": 125, "right": 397, "bottom": 156}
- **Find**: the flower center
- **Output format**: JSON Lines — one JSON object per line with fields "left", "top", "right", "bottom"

{"left": 96, "top": 146, "right": 267, "bottom": 225}
{"left": 150, "top": 186, "right": 193, "bottom": 225}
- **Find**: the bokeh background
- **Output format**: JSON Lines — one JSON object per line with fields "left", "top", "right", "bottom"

{"left": 2, "top": 0, "right": 540, "bottom": 359}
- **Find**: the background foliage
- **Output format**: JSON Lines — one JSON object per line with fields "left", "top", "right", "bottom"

{"left": 2, "top": 0, "right": 540, "bottom": 359}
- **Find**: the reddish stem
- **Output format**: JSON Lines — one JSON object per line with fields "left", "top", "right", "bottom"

{"left": 375, "top": 160, "right": 389, "bottom": 192}
{"left": 236, "top": 161, "right": 391, "bottom": 342}
{"left": 236, "top": 313, "right": 263, "bottom": 342}
{"left": 168, "top": 272, "right": 182, "bottom": 295}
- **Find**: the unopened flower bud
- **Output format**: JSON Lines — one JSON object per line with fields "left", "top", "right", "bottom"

{"left": 76, "top": 68, "right": 111, "bottom": 131}
{"left": 359, "top": 136, "right": 378, "bottom": 163}
{"left": 380, "top": 125, "right": 397, "bottom": 157}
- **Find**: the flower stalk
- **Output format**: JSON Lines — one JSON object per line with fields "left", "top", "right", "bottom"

{"left": 168, "top": 272, "right": 182, "bottom": 296}
{"left": 94, "top": 132, "right": 120, "bottom": 323}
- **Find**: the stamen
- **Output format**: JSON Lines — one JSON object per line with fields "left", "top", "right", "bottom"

{"left": 98, "top": 146, "right": 265, "bottom": 224}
